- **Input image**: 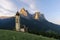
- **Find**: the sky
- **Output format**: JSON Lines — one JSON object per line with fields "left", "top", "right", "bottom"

{"left": 0, "top": 0, "right": 60, "bottom": 25}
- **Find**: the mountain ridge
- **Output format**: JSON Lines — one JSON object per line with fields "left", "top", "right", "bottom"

{"left": 0, "top": 8, "right": 60, "bottom": 35}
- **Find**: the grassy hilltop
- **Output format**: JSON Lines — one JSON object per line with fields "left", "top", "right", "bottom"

{"left": 0, "top": 30, "right": 57, "bottom": 40}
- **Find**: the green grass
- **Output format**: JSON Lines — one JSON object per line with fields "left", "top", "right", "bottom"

{"left": 0, "top": 29, "right": 57, "bottom": 40}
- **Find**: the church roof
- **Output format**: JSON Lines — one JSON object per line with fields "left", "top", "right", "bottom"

{"left": 16, "top": 11, "right": 20, "bottom": 16}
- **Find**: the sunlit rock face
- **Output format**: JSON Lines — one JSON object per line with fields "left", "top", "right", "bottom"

{"left": 20, "top": 8, "right": 28, "bottom": 16}
{"left": 34, "top": 12, "right": 40, "bottom": 20}
{"left": 33, "top": 12, "right": 45, "bottom": 20}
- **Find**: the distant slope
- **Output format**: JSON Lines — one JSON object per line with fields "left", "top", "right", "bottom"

{"left": 0, "top": 30, "right": 57, "bottom": 40}
{"left": 20, "top": 14, "right": 60, "bottom": 34}
{"left": 0, "top": 17, "right": 15, "bottom": 30}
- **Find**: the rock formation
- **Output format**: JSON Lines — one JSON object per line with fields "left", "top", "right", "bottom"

{"left": 34, "top": 12, "right": 40, "bottom": 20}
{"left": 20, "top": 8, "right": 28, "bottom": 16}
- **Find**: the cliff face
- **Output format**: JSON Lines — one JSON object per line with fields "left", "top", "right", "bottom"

{"left": 34, "top": 12, "right": 40, "bottom": 20}
{"left": 20, "top": 8, "right": 28, "bottom": 16}
{"left": 33, "top": 12, "right": 45, "bottom": 20}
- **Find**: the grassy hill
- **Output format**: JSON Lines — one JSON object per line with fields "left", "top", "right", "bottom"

{"left": 0, "top": 30, "right": 57, "bottom": 40}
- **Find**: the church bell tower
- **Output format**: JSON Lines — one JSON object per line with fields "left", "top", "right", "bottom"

{"left": 15, "top": 11, "right": 20, "bottom": 31}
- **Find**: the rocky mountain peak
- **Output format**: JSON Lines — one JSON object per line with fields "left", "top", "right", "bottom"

{"left": 34, "top": 12, "right": 40, "bottom": 20}
{"left": 20, "top": 8, "right": 28, "bottom": 16}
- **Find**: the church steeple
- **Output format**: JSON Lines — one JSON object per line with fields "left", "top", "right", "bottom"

{"left": 16, "top": 11, "right": 20, "bottom": 16}
{"left": 15, "top": 11, "right": 20, "bottom": 31}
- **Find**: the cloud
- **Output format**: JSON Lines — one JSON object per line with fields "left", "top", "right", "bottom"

{"left": 0, "top": 0, "right": 17, "bottom": 16}
{"left": 19, "top": 0, "right": 39, "bottom": 13}
{"left": 48, "top": 18, "right": 60, "bottom": 25}
{"left": 50, "top": 19, "right": 60, "bottom": 25}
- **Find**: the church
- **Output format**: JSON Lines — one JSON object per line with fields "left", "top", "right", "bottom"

{"left": 15, "top": 8, "right": 28, "bottom": 32}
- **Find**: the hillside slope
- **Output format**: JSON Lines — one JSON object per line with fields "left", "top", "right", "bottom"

{"left": 0, "top": 30, "right": 57, "bottom": 40}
